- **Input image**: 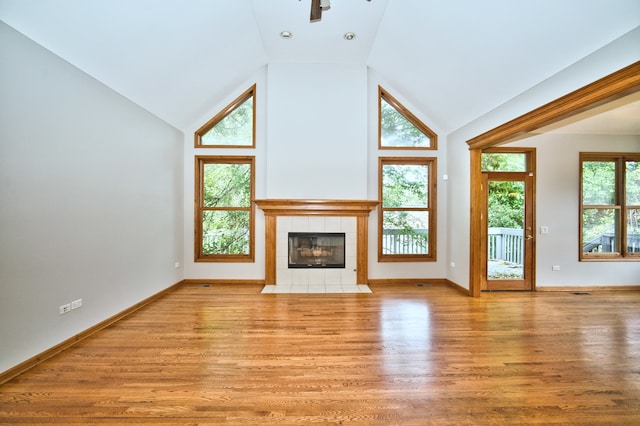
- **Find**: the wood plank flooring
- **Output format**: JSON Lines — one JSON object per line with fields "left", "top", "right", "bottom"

{"left": 1, "top": 283, "right": 639, "bottom": 425}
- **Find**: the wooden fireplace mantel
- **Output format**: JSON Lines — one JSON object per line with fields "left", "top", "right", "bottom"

{"left": 254, "top": 199, "right": 379, "bottom": 285}
{"left": 254, "top": 199, "right": 378, "bottom": 216}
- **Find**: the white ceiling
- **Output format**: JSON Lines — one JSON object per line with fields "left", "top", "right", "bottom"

{"left": 1, "top": 0, "right": 639, "bottom": 133}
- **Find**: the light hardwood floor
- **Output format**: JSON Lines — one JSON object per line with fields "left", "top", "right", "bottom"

{"left": 1, "top": 283, "right": 639, "bottom": 425}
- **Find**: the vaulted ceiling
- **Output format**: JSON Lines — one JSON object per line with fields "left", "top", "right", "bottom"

{"left": 1, "top": 0, "right": 638, "bottom": 133}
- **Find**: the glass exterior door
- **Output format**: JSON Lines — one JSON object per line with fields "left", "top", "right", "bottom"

{"left": 484, "top": 173, "right": 533, "bottom": 290}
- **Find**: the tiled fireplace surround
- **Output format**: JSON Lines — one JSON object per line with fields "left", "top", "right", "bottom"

{"left": 254, "top": 200, "right": 379, "bottom": 286}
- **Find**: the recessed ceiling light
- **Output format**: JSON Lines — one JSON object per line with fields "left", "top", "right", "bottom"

{"left": 280, "top": 31, "right": 293, "bottom": 39}
{"left": 344, "top": 32, "right": 356, "bottom": 41}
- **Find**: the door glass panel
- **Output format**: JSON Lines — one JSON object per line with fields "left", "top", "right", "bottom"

{"left": 481, "top": 153, "right": 527, "bottom": 172}
{"left": 487, "top": 180, "right": 525, "bottom": 280}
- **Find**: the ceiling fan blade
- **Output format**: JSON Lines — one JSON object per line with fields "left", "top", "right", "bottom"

{"left": 310, "top": 0, "right": 322, "bottom": 22}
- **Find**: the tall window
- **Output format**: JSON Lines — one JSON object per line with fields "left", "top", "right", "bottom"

{"left": 580, "top": 153, "right": 640, "bottom": 260}
{"left": 195, "top": 156, "right": 255, "bottom": 262}
{"left": 378, "top": 86, "right": 437, "bottom": 150}
{"left": 195, "top": 85, "right": 255, "bottom": 148}
{"left": 379, "top": 157, "right": 436, "bottom": 261}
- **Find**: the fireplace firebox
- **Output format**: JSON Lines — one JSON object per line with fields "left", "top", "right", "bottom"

{"left": 288, "top": 232, "right": 345, "bottom": 268}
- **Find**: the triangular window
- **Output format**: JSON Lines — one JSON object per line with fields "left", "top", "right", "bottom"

{"left": 195, "top": 85, "right": 255, "bottom": 148}
{"left": 379, "top": 86, "right": 436, "bottom": 150}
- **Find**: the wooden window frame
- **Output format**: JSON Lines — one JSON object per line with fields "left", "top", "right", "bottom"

{"left": 194, "top": 85, "right": 256, "bottom": 148}
{"left": 378, "top": 86, "right": 437, "bottom": 150}
{"left": 194, "top": 156, "right": 255, "bottom": 262}
{"left": 378, "top": 156, "right": 437, "bottom": 262}
{"left": 579, "top": 152, "right": 640, "bottom": 261}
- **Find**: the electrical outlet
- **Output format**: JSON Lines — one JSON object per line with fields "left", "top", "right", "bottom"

{"left": 174, "top": 262, "right": 181, "bottom": 269}
{"left": 71, "top": 299, "right": 82, "bottom": 310}
{"left": 552, "top": 265, "right": 560, "bottom": 271}
{"left": 59, "top": 303, "right": 71, "bottom": 315}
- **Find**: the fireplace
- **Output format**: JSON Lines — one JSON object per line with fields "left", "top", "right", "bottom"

{"left": 288, "top": 232, "right": 345, "bottom": 269}
{"left": 253, "top": 199, "right": 378, "bottom": 285}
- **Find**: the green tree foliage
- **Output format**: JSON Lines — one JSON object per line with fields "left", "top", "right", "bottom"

{"left": 482, "top": 153, "right": 526, "bottom": 229}
{"left": 202, "top": 98, "right": 253, "bottom": 146}
{"left": 382, "top": 165, "right": 428, "bottom": 208}
{"left": 582, "top": 161, "right": 616, "bottom": 205}
{"left": 626, "top": 161, "right": 640, "bottom": 237}
{"left": 626, "top": 161, "right": 640, "bottom": 205}
{"left": 202, "top": 211, "right": 250, "bottom": 255}
{"left": 481, "top": 153, "right": 526, "bottom": 172}
{"left": 380, "top": 99, "right": 429, "bottom": 148}
{"left": 581, "top": 161, "right": 616, "bottom": 247}
{"left": 487, "top": 181, "right": 524, "bottom": 228}
{"left": 203, "top": 163, "right": 251, "bottom": 207}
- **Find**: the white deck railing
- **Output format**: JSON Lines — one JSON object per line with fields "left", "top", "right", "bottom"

{"left": 488, "top": 227, "right": 523, "bottom": 265}
{"left": 382, "top": 229, "right": 428, "bottom": 254}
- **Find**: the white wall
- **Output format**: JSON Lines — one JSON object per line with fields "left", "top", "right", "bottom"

{"left": 509, "top": 134, "right": 640, "bottom": 286}
{"left": 0, "top": 22, "right": 184, "bottom": 374}
{"left": 266, "top": 63, "right": 368, "bottom": 199}
{"left": 183, "top": 64, "right": 449, "bottom": 281}
{"left": 446, "top": 27, "right": 640, "bottom": 290}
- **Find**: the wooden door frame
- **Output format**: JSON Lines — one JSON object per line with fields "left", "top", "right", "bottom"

{"left": 467, "top": 61, "right": 640, "bottom": 297}
{"left": 482, "top": 165, "right": 535, "bottom": 291}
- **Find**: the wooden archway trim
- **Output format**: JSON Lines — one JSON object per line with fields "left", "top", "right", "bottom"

{"left": 467, "top": 61, "right": 640, "bottom": 297}
{"left": 468, "top": 61, "right": 640, "bottom": 150}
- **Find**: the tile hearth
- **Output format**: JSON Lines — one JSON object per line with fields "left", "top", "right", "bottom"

{"left": 261, "top": 284, "right": 372, "bottom": 294}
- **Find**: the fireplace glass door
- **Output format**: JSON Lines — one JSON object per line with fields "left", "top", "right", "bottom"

{"left": 288, "top": 233, "right": 346, "bottom": 268}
